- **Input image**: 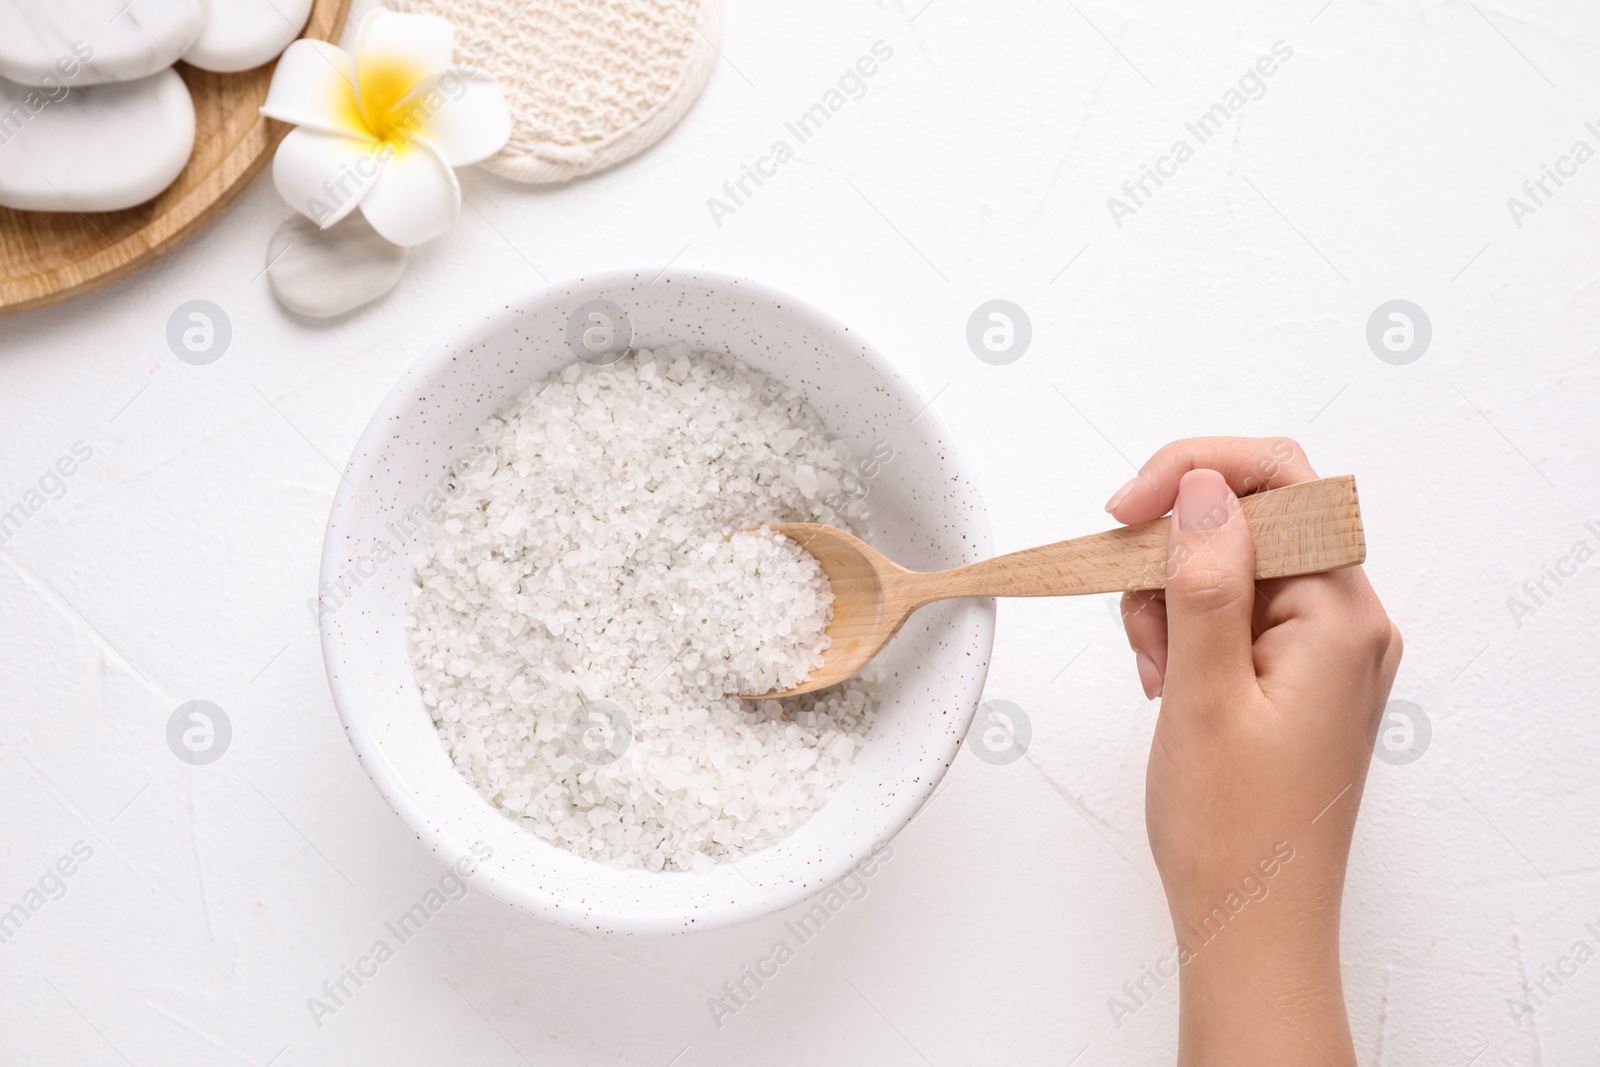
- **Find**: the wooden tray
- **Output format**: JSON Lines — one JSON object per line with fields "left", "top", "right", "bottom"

{"left": 0, "top": 0, "right": 350, "bottom": 316}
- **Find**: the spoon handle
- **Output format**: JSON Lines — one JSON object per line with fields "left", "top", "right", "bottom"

{"left": 910, "top": 476, "right": 1365, "bottom": 602}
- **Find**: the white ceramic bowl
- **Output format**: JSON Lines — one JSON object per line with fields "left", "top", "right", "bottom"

{"left": 319, "top": 268, "right": 994, "bottom": 932}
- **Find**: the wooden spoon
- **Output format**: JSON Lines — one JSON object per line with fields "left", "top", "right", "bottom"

{"left": 747, "top": 475, "right": 1365, "bottom": 699}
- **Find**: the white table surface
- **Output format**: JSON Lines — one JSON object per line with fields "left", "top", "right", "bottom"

{"left": 3, "top": 1, "right": 1598, "bottom": 1063}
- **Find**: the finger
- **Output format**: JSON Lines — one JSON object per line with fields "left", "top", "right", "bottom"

{"left": 1254, "top": 567, "right": 1388, "bottom": 660}
{"left": 1253, "top": 572, "right": 1397, "bottom": 701}
{"left": 1104, "top": 436, "right": 1319, "bottom": 525}
{"left": 1162, "top": 469, "right": 1260, "bottom": 702}
{"left": 1254, "top": 565, "right": 1378, "bottom": 634}
{"left": 1120, "top": 590, "right": 1167, "bottom": 699}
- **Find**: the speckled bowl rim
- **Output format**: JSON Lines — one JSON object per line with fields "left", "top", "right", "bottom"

{"left": 320, "top": 267, "right": 995, "bottom": 931}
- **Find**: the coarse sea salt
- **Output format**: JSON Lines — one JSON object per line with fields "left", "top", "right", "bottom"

{"left": 405, "top": 344, "right": 877, "bottom": 871}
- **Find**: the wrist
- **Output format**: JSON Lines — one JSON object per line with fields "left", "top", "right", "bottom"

{"left": 1174, "top": 918, "right": 1354, "bottom": 1067}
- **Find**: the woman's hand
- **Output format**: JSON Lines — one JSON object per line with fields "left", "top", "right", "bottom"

{"left": 1108, "top": 437, "right": 1402, "bottom": 1066}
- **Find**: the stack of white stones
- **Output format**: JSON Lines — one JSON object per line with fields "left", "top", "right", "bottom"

{"left": 0, "top": 0, "right": 313, "bottom": 211}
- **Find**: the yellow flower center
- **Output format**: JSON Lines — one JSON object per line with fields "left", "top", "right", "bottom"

{"left": 355, "top": 56, "right": 429, "bottom": 144}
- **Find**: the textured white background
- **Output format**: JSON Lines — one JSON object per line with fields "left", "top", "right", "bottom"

{"left": 2, "top": 0, "right": 1597, "bottom": 1063}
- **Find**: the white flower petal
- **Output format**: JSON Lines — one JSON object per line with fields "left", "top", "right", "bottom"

{"left": 272, "top": 126, "right": 383, "bottom": 228}
{"left": 358, "top": 138, "right": 460, "bottom": 247}
{"left": 395, "top": 69, "right": 511, "bottom": 166}
{"left": 357, "top": 9, "right": 455, "bottom": 93}
{"left": 260, "top": 39, "right": 366, "bottom": 138}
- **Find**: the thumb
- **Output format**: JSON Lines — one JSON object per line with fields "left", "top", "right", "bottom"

{"left": 1162, "top": 469, "right": 1258, "bottom": 698}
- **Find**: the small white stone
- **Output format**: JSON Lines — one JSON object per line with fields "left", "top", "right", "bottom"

{"left": 0, "top": 68, "right": 194, "bottom": 212}
{"left": 0, "top": 0, "right": 204, "bottom": 86}
{"left": 266, "top": 214, "right": 409, "bottom": 318}
{"left": 184, "top": 0, "right": 313, "bottom": 74}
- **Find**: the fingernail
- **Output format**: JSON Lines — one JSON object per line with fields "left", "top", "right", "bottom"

{"left": 1177, "top": 469, "right": 1233, "bottom": 532}
{"left": 1104, "top": 478, "right": 1138, "bottom": 513}
{"left": 1135, "top": 651, "right": 1163, "bottom": 700}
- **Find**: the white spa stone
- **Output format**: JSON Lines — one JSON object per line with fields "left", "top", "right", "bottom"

{"left": 266, "top": 213, "right": 409, "bottom": 318}
{"left": 184, "top": 0, "right": 313, "bottom": 73}
{"left": 0, "top": 0, "right": 205, "bottom": 86}
{"left": 0, "top": 68, "right": 195, "bottom": 212}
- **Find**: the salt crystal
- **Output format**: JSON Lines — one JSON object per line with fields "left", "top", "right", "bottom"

{"left": 793, "top": 464, "right": 820, "bottom": 498}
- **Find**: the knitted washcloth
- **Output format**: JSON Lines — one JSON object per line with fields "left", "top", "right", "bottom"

{"left": 395, "top": 0, "right": 722, "bottom": 183}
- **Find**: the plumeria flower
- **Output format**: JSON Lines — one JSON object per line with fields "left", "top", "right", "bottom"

{"left": 260, "top": 9, "right": 510, "bottom": 246}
